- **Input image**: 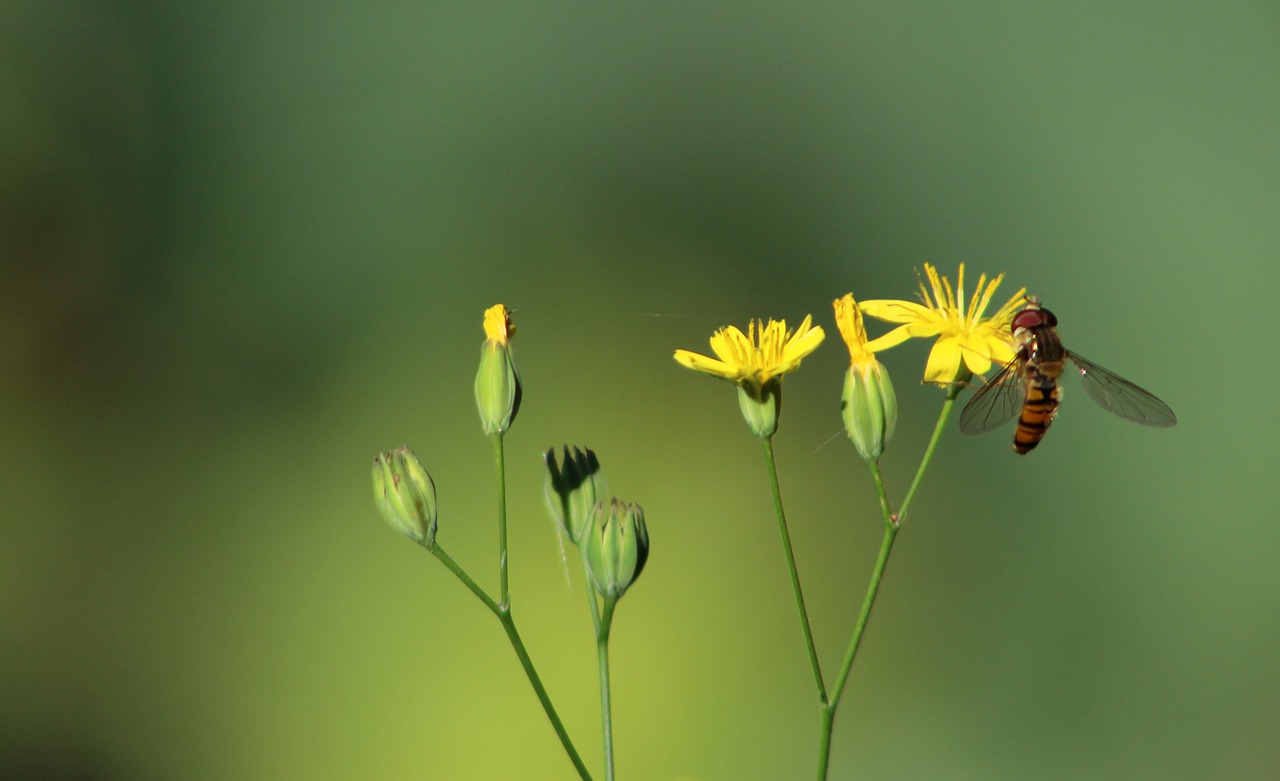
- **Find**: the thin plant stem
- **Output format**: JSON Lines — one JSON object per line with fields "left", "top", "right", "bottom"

{"left": 493, "top": 432, "right": 510, "bottom": 609}
{"left": 427, "top": 544, "right": 594, "bottom": 780}
{"left": 760, "top": 436, "right": 828, "bottom": 702}
{"left": 597, "top": 599, "right": 617, "bottom": 781}
{"left": 419, "top": 431, "right": 592, "bottom": 780}
{"left": 899, "top": 382, "right": 964, "bottom": 523}
{"left": 582, "top": 552, "right": 603, "bottom": 636}
{"left": 497, "top": 608, "right": 597, "bottom": 781}
{"left": 829, "top": 508, "right": 898, "bottom": 707}
{"left": 428, "top": 544, "right": 498, "bottom": 612}
{"left": 815, "top": 384, "right": 964, "bottom": 779}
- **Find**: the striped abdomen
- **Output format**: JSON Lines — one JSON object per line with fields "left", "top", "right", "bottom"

{"left": 1014, "top": 362, "right": 1062, "bottom": 454}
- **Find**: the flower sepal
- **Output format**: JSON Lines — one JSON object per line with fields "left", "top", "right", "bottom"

{"left": 842, "top": 361, "right": 897, "bottom": 462}
{"left": 737, "top": 380, "right": 781, "bottom": 439}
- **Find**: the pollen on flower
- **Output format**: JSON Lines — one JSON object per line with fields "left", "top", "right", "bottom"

{"left": 483, "top": 304, "right": 515, "bottom": 344}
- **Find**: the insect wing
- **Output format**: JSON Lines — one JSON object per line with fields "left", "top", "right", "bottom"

{"left": 959, "top": 357, "right": 1025, "bottom": 435}
{"left": 1067, "top": 352, "right": 1177, "bottom": 427}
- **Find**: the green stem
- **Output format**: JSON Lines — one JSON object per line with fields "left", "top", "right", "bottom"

{"left": 815, "top": 386, "right": 964, "bottom": 778}
{"left": 428, "top": 544, "right": 499, "bottom": 613}
{"left": 829, "top": 509, "right": 899, "bottom": 708}
{"left": 497, "top": 608, "right": 597, "bottom": 781}
{"left": 760, "top": 437, "right": 828, "bottom": 702}
{"left": 493, "top": 432, "right": 509, "bottom": 609}
{"left": 899, "top": 383, "right": 964, "bottom": 524}
{"left": 582, "top": 552, "right": 603, "bottom": 636}
{"left": 426, "top": 544, "right": 593, "bottom": 781}
{"left": 816, "top": 706, "right": 836, "bottom": 781}
{"left": 597, "top": 599, "right": 617, "bottom": 781}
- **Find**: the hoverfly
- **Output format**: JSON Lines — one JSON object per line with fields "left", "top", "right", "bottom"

{"left": 959, "top": 298, "right": 1177, "bottom": 453}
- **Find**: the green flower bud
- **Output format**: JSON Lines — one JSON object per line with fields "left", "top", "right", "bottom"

{"left": 544, "top": 446, "right": 605, "bottom": 545}
{"left": 737, "top": 379, "right": 781, "bottom": 439}
{"left": 841, "top": 359, "right": 897, "bottom": 462}
{"left": 372, "top": 447, "right": 438, "bottom": 546}
{"left": 474, "top": 304, "right": 522, "bottom": 435}
{"left": 584, "top": 499, "right": 649, "bottom": 601}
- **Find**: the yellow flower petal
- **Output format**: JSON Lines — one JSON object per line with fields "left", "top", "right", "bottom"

{"left": 858, "top": 299, "right": 936, "bottom": 324}
{"left": 862, "top": 324, "right": 917, "bottom": 353}
{"left": 922, "top": 335, "right": 964, "bottom": 384}
{"left": 673, "top": 349, "right": 736, "bottom": 379}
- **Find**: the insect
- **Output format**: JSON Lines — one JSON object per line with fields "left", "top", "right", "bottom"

{"left": 959, "top": 298, "right": 1177, "bottom": 453}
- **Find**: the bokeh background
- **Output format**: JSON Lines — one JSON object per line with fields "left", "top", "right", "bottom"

{"left": 2, "top": 2, "right": 1277, "bottom": 779}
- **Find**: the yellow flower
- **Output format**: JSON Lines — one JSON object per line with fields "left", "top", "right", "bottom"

{"left": 674, "top": 315, "right": 824, "bottom": 438}
{"left": 673, "top": 316, "right": 825, "bottom": 387}
{"left": 859, "top": 264, "right": 1025, "bottom": 384}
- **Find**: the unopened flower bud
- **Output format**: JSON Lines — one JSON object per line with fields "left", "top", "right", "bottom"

{"left": 544, "top": 446, "right": 605, "bottom": 545}
{"left": 584, "top": 498, "right": 649, "bottom": 601}
{"left": 474, "top": 304, "right": 522, "bottom": 435}
{"left": 372, "top": 447, "right": 438, "bottom": 546}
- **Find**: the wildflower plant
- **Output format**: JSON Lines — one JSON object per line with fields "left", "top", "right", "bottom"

{"left": 673, "top": 264, "right": 1025, "bottom": 778}
{"left": 365, "top": 267, "right": 1154, "bottom": 778}
{"left": 371, "top": 305, "right": 649, "bottom": 781}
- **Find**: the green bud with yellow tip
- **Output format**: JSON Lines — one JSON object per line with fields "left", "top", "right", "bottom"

{"left": 474, "top": 304, "right": 522, "bottom": 435}
{"left": 834, "top": 294, "right": 897, "bottom": 462}
{"left": 372, "top": 447, "right": 438, "bottom": 546}
{"left": 584, "top": 498, "right": 649, "bottom": 601}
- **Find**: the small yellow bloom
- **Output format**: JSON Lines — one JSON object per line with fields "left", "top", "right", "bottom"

{"left": 674, "top": 315, "right": 824, "bottom": 438}
{"left": 482, "top": 304, "right": 515, "bottom": 344}
{"left": 860, "top": 264, "right": 1025, "bottom": 384}
{"left": 673, "top": 316, "right": 825, "bottom": 387}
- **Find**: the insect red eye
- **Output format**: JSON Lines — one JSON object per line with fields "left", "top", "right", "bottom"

{"left": 1011, "top": 309, "right": 1045, "bottom": 331}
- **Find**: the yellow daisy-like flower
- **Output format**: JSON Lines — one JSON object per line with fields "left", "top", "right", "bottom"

{"left": 673, "top": 315, "right": 825, "bottom": 388}
{"left": 860, "top": 264, "right": 1026, "bottom": 384}
{"left": 674, "top": 315, "right": 824, "bottom": 438}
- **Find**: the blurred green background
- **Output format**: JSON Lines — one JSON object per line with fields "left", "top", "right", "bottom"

{"left": 2, "top": 2, "right": 1276, "bottom": 779}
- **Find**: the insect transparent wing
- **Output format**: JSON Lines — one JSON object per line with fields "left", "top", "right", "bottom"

{"left": 959, "top": 358, "right": 1025, "bottom": 435}
{"left": 1067, "top": 352, "right": 1177, "bottom": 427}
